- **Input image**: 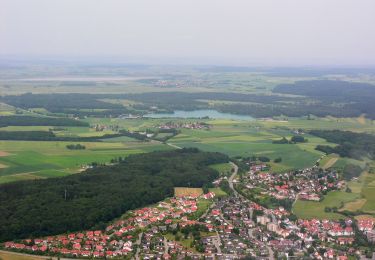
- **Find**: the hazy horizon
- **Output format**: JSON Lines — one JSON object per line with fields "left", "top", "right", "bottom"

{"left": 1, "top": 0, "right": 375, "bottom": 67}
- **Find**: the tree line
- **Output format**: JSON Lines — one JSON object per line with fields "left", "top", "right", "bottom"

{"left": 311, "top": 130, "right": 375, "bottom": 160}
{"left": 0, "top": 130, "right": 129, "bottom": 142}
{"left": 0, "top": 116, "right": 88, "bottom": 127}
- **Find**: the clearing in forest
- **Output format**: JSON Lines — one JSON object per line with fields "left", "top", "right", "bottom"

{"left": 174, "top": 187, "right": 203, "bottom": 197}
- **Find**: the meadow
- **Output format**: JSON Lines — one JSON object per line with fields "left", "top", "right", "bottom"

{"left": 1, "top": 115, "right": 374, "bottom": 184}
{"left": 293, "top": 191, "right": 360, "bottom": 220}
{"left": 0, "top": 140, "right": 171, "bottom": 183}
{"left": 167, "top": 119, "right": 333, "bottom": 171}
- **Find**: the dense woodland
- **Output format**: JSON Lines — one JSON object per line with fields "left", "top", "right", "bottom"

{"left": 274, "top": 80, "right": 375, "bottom": 119}
{"left": 3, "top": 80, "right": 375, "bottom": 119}
{"left": 0, "top": 116, "right": 88, "bottom": 127}
{"left": 0, "top": 148, "right": 228, "bottom": 242}
{"left": 66, "top": 144, "right": 86, "bottom": 150}
{"left": 311, "top": 130, "right": 375, "bottom": 160}
{"left": 0, "top": 130, "right": 125, "bottom": 141}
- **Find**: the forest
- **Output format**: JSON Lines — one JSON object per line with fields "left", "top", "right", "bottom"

{"left": 2, "top": 80, "right": 375, "bottom": 119}
{"left": 274, "top": 80, "right": 375, "bottom": 119}
{"left": 0, "top": 116, "right": 89, "bottom": 127}
{"left": 0, "top": 148, "right": 228, "bottom": 242}
{"left": 0, "top": 130, "right": 125, "bottom": 141}
{"left": 311, "top": 130, "right": 375, "bottom": 160}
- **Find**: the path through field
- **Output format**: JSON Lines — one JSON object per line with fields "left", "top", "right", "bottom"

{"left": 323, "top": 157, "right": 338, "bottom": 169}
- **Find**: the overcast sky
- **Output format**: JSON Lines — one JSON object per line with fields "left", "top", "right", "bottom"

{"left": 1, "top": 0, "right": 375, "bottom": 66}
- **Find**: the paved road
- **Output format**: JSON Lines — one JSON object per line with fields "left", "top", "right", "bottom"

{"left": 213, "top": 231, "right": 222, "bottom": 254}
{"left": 228, "top": 162, "right": 239, "bottom": 197}
{"left": 201, "top": 201, "right": 216, "bottom": 219}
{"left": 135, "top": 232, "right": 143, "bottom": 260}
{"left": 229, "top": 162, "right": 275, "bottom": 260}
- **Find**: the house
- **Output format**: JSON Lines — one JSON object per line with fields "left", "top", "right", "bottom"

{"left": 357, "top": 219, "right": 374, "bottom": 231}
{"left": 256, "top": 215, "right": 271, "bottom": 225}
{"left": 267, "top": 223, "right": 278, "bottom": 232}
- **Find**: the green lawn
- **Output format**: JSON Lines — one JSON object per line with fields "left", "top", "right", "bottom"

{"left": 293, "top": 191, "right": 360, "bottom": 220}
{"left": 209, "top": 187, "right": 228, "bottom": 197}
{"left": 209, "top": 163, "right": 233, "bottom": 175}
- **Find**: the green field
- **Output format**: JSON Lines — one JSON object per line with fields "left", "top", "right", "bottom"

{"left": 1, "top": 115, "right": 375, "bottom": 185}
{"left": 168, "top": 122, "right": 328, "bottom": 171}
{"left": 209, "top": 162, "right": 233, "bottom": 175}
{"left": 209, "top": 187, "right": 228, "bottom": 197}
{"left": 293, "top": 191, "right": 360, "bottom": 220}
{"left": 0, "top": 140, "right": 171, "bottom": 183}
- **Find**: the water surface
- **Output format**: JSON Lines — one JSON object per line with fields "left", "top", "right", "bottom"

{"left": 145, "top": 109, "right": 255, "bottom": 120}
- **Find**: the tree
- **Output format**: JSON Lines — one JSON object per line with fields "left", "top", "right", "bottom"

{"left": 290, "top": 135, "right": 307, "bottom": 143}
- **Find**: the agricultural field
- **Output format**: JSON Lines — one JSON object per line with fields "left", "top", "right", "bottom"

{"left": 174, "top": 187, "right": 203, "bottom": 197}
{"left": 168, "top": 119, "right": 331, "bottom": 171}
{"left": 0, "top": 140, "right": 171, "bottom": 184}
{"left": 0, "top": 251, "right": 45, "bottom": 260}
{"left": 1, "top": 114, "right": 374, "bottom": 184}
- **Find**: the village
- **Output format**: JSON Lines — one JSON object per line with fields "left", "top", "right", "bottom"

{"left": 2, "top": 161, "right": 375, "bottom": 260}
{"left": 156, "top": 121, "right": 210, "bottom": 130}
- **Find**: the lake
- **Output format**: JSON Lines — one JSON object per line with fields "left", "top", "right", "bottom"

{"left": 144, "top": 109, "right": 255, "bottom": 120}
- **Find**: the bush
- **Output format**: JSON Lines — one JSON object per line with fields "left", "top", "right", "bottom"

{"left": 258, "top": 156, "right": 270, "bottom": 162}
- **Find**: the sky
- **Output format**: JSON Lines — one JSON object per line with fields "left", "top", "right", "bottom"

{"left": 1, "top": 0, "right": 375, "bottom": 66}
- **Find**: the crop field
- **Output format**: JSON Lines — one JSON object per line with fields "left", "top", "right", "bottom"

{"left": 168, "top": 121, "right": 329, "bottom": 171}
{"left": 0, "top": 251, "right": 45, "bottom": 260}
{"left": 174, "top": 187, "right": 203, "bottom": 197}
{"left": 259, "top": 117, "right": 375, "bottom": 134}
{"left": 1, "top": 114, "right": 374, "bottom": 185}
{"left": 0, "top": 140, "right": 171, "bottom": 183}
{"left": 320, "top": 154, "right": 339, "bottom": 169}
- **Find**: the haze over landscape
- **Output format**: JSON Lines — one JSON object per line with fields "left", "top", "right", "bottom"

{"left": 1, "top": 0, "right": 375, "bottom": 66}
{"left": 1, "top": 1, "right": 375, "bottom": 260}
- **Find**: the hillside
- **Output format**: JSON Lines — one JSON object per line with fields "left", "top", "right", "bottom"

{"left": 0, "top": 148, "right": 228, "bottom": 242}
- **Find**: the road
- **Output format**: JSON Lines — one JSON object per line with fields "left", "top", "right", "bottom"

{"left": 135, "top": 232, "right": 143, "bottom": 260}
{"left": 201, "top": 201, "right": 216, "bottom": 219}
{"left": 228, "top": 162, "right": 239, "bottom": 197}
{"left": 213, "top": 231, "right": 222, "bottom": 254}
{"left": 229, "top": 162, "right": 275, "bottom": 260}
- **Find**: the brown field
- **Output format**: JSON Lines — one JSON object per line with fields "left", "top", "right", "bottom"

{"left": 0, "top": 251, "right": 46, "bottom": 260}
{"left": 357, "top": 114, "right": 367, "bottom": 125}
{"left": 0, "top": 151, "right": 10, "bottom": 157}
{"left": 340, "top": 198, "right": 367, "bottom": 212}
{"left": 174, "top": 187, "right": 203, "bottom": 197}
{"left": 355, "top": 215, "right": 375, "bottom": 222}
{"left": 0, "top": 163, "right": 8, "bottom": 168}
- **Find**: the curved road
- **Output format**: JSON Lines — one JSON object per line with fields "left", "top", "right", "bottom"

{"left": 227, "top": 162, "right": 275, "bottom": 260}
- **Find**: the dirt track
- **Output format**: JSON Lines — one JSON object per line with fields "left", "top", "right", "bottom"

{"left": 323, "top": 157, "right": 338, "bottom": 169}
